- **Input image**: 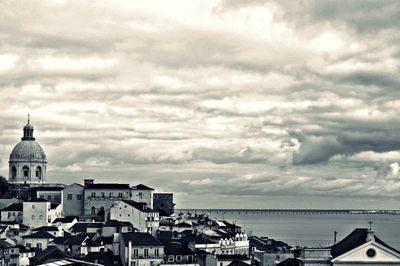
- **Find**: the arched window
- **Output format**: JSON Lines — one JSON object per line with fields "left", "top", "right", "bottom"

{"left": 91, "top": 207, "right": 96, "bottom": 215}
{"left": 11, "top": 166, "right": 17, "bottom": 179}
{"left": 22, "top": 166, "right": 29, "bottom": 178}
{"left": 35, "top": 166, "right": 42, "bottom": 179}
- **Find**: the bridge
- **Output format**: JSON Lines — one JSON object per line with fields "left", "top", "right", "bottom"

{"left": 175, "top": 209, "right": 400, "bottom": 216}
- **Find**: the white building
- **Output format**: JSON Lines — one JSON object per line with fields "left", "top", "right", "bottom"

{"left": 194, "top": 233, "right": 249, "bottom": 256}
{"left": 22, "top": 199, "right": 51, "bottom": 228}
{"left": 131, "top": 184, "right": 154, "bottom": 208}
{"left": 0, "top": 203, "right": 23, "bottom": 223}
{"left": 110, "top": 200, "right": 159, "bottom": 234}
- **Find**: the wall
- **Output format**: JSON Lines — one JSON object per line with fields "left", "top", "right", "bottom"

{"left": 131, "top": 189, "right": 153, "bottom": 208}
{"left": 23, "top": 201, "right": 50, "bottom": 227}
{"left": 63, "top": 183, "right": 84, "bottom": 217}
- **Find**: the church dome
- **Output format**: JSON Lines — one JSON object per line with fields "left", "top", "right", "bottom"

{"left": 9, "top": 140, "right": 46, "bottom": 161}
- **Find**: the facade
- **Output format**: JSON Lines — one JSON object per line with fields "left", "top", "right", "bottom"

{"left": 110, "top": 200, "right": 159, "bottom": 234}
{"left": 286, "top": 228, "right": 400, "bottom": 266}
{"left": 153, "top": 193, "right": 174, "bottom": 216}
{"left": 22, "top": 199, "right": 51, "bottom": 228}
{"left": 119, "top": 232, "right": 164, "bottom": 266}
{"left": 1, "top": 203, "right": 23, "bottom": 223}
{"left": 131, "top": 184, "right": 154, "bottom": 208}
{"left": 83, "top": 179, "right": 131, "bottom": 221}
{"left": 8, "top": 117, "right": 47, "bottom": 184}
{"left": 31, "top": 186, "right": 64, "bottom": 204}
{"left": 62, "top": 183, "right": 84, "bottom": 217}
{"left": 194, "top": 233, "right": 250, "bottom": 256}
{"left": 0, "top": 240, "right": 19, "bottom": 266}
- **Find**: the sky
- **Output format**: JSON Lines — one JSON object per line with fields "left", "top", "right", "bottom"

{"left": 0, "top": 0, "right": 400, "bottom": 209}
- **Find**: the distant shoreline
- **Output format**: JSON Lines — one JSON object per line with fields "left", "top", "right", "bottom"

{"left": 176, "top": 209, "right": 400, "bottom": 215}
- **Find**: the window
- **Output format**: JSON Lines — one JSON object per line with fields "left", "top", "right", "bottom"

{"left": 47, "top": 195, "right": 51, "bottom": 201}
{"left": 91, "top": 207, "right": 96, "bottom": 215}
{"left": 31, "top": 215, "right": 35, "bottom": 220}
{"left": 37, "top": 243, "right": 42, "bottom": 251}
{"left": 39, "top": 195, "right": 44, "bottom": 199}
{"left": 32, "top": 205, "right": 35, "bottom": 209}
{"left": 101, "top": 192, "right": 105, "bottom": 198}
{"left": 39, "top": 215, "right": 43, "bottom": 220}
{"left": 23, "top": 166, "right": 29, "bottom": 178}
{"left": 118, "top": 193, "right": 123, "bottom": 198}
{"left": 11, "top": 166, "right": 16, "bottom": 179}
{"left": 77, "top": 194, "right": 82, "bottom": 200}
{"left": 133, "top": 249, "right": 138, "bottom": 258}
{"left": 54, "top": 195, "right": 59, "bottom": 201}
{"left": 176, "top": 255, "right": 182, "bottom": 262}
{"left": 36, "top": 166, "right": 42, "bottom": 179}
{"left": 155, "top": 249, "right": 159, "bottom": 257}
{"left": 144, "top": 249, "right": 149, "bottom": 257}
{"left": 138, "top": 192, "right": 143, "bottom": 198}
{"left": 109, "top": 192, "right": 113, "bottom": 198}
{"left": 26, "top": 243, "right": 31, "bottom": 249}
{"left": 67, "top": 194, "right": 73, "bottom": 200}
{"left": 367, "top": 248, "right": 376, "bottom": 258}
{"left": 91, "top": 192, "right": 96, "bottom": 198}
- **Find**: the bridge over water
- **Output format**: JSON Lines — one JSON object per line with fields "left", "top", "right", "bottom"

{"left": 176, "top": 209, "right": 400, "bottom": 216}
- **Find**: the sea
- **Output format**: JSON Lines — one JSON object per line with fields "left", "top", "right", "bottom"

{"left": 177, "top": 209, "right": 400, "bottom": 250}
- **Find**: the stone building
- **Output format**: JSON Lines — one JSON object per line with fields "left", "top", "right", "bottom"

{"left": 153, "top": 192, "right": 174, "bottom": 216}
{"left": 8, "top": 116, "right": 47, "bottom": 184}
{"left": 63, "top": 183, "right": 84, "bottom": 217}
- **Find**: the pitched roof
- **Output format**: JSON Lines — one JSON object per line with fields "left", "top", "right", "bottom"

{"left": 85, "top": 183, "right": 130, "bottom": 189}
{"left": 121, "top": 200, "right": 155, "bottom": 213}
{"left": 0, "top": 240, "right": 15, "bottom": 249}
{"left": 1, "top": 203, "right": 23, "bottom": 212}
{"left": 330, "top": 228, "right": 400, "bottom": 258}
{"left": 52, "top": 217, "right": 77, "bottom": 223}
{"left": 64, "top": 234, "right": 90, "bottom": 245}
{"left": 70, "top": 222, "right": 91, "bottom": 233}
{"left": 276, "top": 258, "right": 301, "bottom": 266}
{"left": 33, "top": 226, "right": 59, "bottom": 232}
{"left": 227, "top": 260, "right": 251, "bottom": 266}
{"left": 97, "top": 236, "right": 114, "bottom": 245}
{"left": 216, "top": 254, "right": 249, "bottom": 261}
{"left": 132, "top": 184, "right": 154, "bottom": 190}
{"left": 51, "top": 236, "right": 70, "bottom": 245}
{"left": 30, "top": 187, "right": 64, "bottom": 192}
{"left": 121, "top": 232, "right": 163, "bottom": 247}
{"left": 23, "top": 230, "right": 55, "bottom": 239}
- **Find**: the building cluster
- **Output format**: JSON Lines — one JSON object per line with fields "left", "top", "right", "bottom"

{"left": 2, "top": 119, "right": 400, "bottom": 266}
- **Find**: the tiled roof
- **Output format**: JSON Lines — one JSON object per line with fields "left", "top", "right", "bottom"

{"left": 23, "top": 230, "right": 55, "bottom": 239}
{"left": 121, "top": 232, "right": 163, "bottom": 247}
{"left": 1, "top": 203, "right": 22, "bottom": 212}
{"left": 0, "top": 240, "right": 15, "bottom": 249}
{"left": 97, "top": 236, "right": 114, "bottom": 245}
{"left": 70, "top": 222, "right": 91, "bottom": 233}
{"left": 52, "top": 217, "right": 77, "bottom": 223}
{"left": 121, "top": 200, "right": 155, "bottom": 213}
{"left": 330, "top": 228, "right": 400, "bottom": 258}
{"left": 216, "top": 254, "right": 249, "bottom": 261}
{"left": 132, "top": 184, "right": 154, "bottom": 190}
{"left": 33, "top": 226, "right": 59, "bottom": 232}
{"left": 85, "top": 183, "right": 130, "bottom": 189}
{"left": 228, "top": 260, "right": 251, "bottom": 266}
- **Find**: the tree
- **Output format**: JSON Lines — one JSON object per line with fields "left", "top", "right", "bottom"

{"left": 0, "top": 176, "right": 9, "bottom": 196}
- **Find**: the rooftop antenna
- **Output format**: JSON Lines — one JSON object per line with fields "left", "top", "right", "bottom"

{"left": 27, "top": 113, "right": 30, "bottom": 123}
{"left": 334, "top": 231, "right": 337, "bottom": 244}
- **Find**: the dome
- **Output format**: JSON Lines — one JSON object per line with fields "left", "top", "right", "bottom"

{"left": 24, "top": 123, "right": 34, "bottom": 130}
{"left": 9, "top": 140, "right": 47, "bottom": 161}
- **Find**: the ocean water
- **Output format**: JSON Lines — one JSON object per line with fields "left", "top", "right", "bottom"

{"left": 185, "top": 210, "right": 400, "bottom": 250}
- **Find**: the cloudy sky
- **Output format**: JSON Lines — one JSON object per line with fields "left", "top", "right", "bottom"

{"left": 0, "top": 0, "right": 400, "bottom": 209}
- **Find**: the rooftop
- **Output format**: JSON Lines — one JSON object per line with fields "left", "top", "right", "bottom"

{"left": 121, "top": 232, "right": 163, "bottom": 247}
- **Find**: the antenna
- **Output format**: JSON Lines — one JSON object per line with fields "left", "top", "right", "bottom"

{"left": 27, "top": 113, "right": 30, "bottom": 123}
{"left": 334, "top": 231, "right": 337, "bottom": 244}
